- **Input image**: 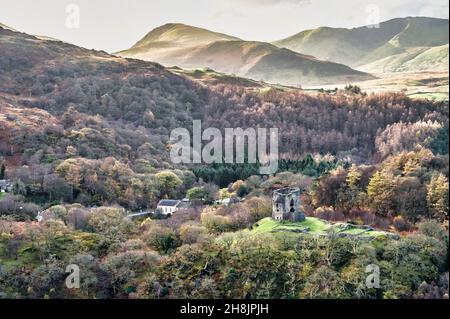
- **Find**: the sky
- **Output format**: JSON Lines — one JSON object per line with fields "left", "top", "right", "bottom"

{"left": 0, "top": 0, "right": 448, "bottom": 53}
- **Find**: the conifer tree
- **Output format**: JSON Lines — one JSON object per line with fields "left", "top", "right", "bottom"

{"left": 367, "top": 171, "right": 396, "bottom": 216}
{"left": 427, "top": 173, "right": 449, "bottom": 221}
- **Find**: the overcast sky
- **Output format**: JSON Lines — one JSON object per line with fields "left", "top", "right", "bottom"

{"left": 0, "top": 0, "right": 448, "bottom": 53}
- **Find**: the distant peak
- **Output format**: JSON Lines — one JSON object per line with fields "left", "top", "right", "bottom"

{"left": 131, "top": 23, "right": 240, "bottom": 49}
{"left": 154, "top": 22, "right": 188, "bottom": 30}
{"left": 161, "top": 22, "right": 187, "bottom": 27}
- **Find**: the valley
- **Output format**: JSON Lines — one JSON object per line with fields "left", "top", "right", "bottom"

{"left": 305, "top": 71, "right": 449, "bottom": 101}
{"left": 0, "top": 11, "right": 448, "bottom": 301}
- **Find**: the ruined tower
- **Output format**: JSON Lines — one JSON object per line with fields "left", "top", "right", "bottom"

{"left": 272, "top": 187, "right": 305, "bottom": 222}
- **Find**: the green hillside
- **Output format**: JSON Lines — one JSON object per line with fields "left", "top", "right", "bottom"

{"left": 245, "top": 45, "right": 374, "bottom": 86}
{"left": 274, "top": 17, "right": 449, "bottom": 68}
{"left": 252, "top": 217, "right": 391, "bottom": 239}
{"left": 168, "top": 66, "right": 300, "bottom": 91}
{"left": 360, "top": 44, "right": 449, "bottom": 73}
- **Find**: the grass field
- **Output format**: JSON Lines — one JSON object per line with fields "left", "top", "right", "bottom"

{"left": 304, "top": 71, "right": 449, "bottom": 102}
{"left": 252, "top": 217, "right": 391, "bottom": 238}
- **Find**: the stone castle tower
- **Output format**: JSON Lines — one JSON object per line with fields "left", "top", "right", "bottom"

{"left": 272, "top": 187, "right": 305, "bottom": 222}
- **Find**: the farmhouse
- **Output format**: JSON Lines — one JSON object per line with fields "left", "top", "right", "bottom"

{"left": 157, "top": 199, "right": 181, "bottom": 215}
{"left": 272, "top": 187, "right": 305, "bottom": 222}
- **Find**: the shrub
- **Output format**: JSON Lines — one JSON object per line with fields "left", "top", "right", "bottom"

{"left": 179, "top": 223, "right": 209, "bottom": 244}
{"left": 46, "top": 205, "right": 68, "bottom": 221}
{"left": 0, "top": 194, "right": 40, "bottom": 220}
{"left": 393, "top": 216, "right": 412, "bottom": 232}
{"left": 200, "top": 211, "right": 234, "bottom": 234}
{"left": 143, "top": 225, "right": 180, "bottom": 253}
{"left": 245, "top": 197, "right": 272, "bottom": 223}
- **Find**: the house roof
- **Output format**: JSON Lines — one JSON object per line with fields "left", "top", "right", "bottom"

{"left": 157, "top": 200, "right": 180, "bottom": 207}
{"left": 0, "top": 180, "right": 10, "bottom": 187}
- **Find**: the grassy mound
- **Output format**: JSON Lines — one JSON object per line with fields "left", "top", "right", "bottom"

{"left": 252, "top": 217, "right": 391, "bottom": 238}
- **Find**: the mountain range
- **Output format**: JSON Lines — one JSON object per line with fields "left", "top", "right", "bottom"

{"left": 118, "top": 17, "right": 448, "bottom": 85}
{"left": 1, "top": 16, "right": 448, "bottom": 89}
{"left": 0, "top": 21, "right": 445, "bottom": 169}
{"left": 117, "top": 23, "right": 374, "bottom": 86}
{"left": 274, "top": 17, "right": 449, "bottom": 73}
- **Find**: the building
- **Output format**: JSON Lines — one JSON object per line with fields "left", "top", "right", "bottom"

{"left": 157, "top": 200, "right": 181, "bottom": 215}
{"left": 272, "top": 187, "right": 305, "bottom": 222}
{"left": 214, "top": 196, "right": 244, "bottom": 206}
{"left": 214, "top": 198, "right": 231, "bottom": 206}
{"left": 0, "top": 179, "right": 11, "bottom": 193}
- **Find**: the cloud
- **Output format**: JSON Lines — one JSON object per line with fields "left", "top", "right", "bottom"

{"left": 417, "top": 0, "right": 449, "bottom": 18}
{"left": 212, "top": 0, "right": 311, "bottom": 20}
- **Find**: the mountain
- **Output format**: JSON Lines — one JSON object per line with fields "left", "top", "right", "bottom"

{"left": 0, "top": 23, "right": 217, "bottom": 167}
{"left": 273, "top": 17, "right": 449, "bottom": 71}
{"left": 131, "top": 23, "right": 240, "bottom": 47}
{"left": 118, "top": 23, "right": 240, "bottom": 65}
{"left": 118, "top": 23, "right": 374, "bottom": 86}
{"left": 0, "top": 23, "right": 443, "bottom": 163}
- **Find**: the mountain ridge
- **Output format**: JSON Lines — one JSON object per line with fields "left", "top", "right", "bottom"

{"left": 118, "top": 23, "right": 375, "bottom": 86}
{"left": 131, "top": 23, "right": 241, "bottom": 49}
{"left": 273, "top": 16, "right": 449, "bottom": 71}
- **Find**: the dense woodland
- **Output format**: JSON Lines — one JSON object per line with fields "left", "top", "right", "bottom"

{"left": 0, "top": 27, "right": 449, "bottom": 299}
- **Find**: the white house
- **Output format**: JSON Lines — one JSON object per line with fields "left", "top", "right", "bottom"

{"left": 157, "top": 200, "right": 181, "bottom": 215}
{"left": 214, "top": 198, "right": 231, "bottom": 206}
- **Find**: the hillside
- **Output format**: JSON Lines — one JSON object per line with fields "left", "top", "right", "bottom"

{"left": 117, "top": 23, "right": 241, "bottom": 67}
{"left": 0, "top": 25, "right": 214, "bottom": 168}
{"left": 274, "top": 17, "right": 449, "bottom": 70}
{"left": 359, "top": 44, "right": 449, "bottom": 73}
{"left": 0, "top": 25, "right": 446, "bottom": 165}
{"left": 169, "top": 67, "right": 270, "bottom": 89}
{"left": 118, "top": 23, "right": 375, "bottom": 86}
